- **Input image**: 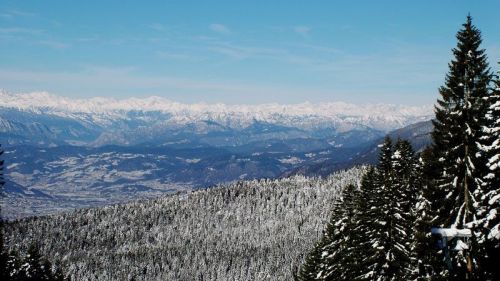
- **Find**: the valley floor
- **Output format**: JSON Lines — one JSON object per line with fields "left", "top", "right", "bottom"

{"left": 4, "top": 167, "right": 365, "bottom": 281}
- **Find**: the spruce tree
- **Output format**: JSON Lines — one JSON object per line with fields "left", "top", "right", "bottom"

{"left": 362, "top": 137, "right": 393, "bottom": 280}
{"left": 354, "top": 166, "right": 379, "bottom": 280}
{"left": 431, "top": 15, "right": 491, "bottom": 276}
{"left": 297, "top": 184, "right": 361, "bottom": 281}
{"left": 476, "top": 66, "right": 500, "bottom": 280}
{"left": 411, "top": 148, "right": 448, "bottom": 280}
{"left": 19, "top": 244, "right": 45, "bottom": 280}
{"left": 389, "top": 139, "right": 415, "bottom": 280}
{"left": 357, "top": 138, "right": 417, "bottom": 280}
{"left": 319, "top": 184, "right": 360, "bottom": 281}
{"left": 297, "top": 241, "right": 323, "bottom": 281}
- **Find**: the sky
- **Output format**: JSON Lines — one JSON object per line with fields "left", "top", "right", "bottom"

{"left": 0, "top": 0, "right": 499, "bottom": 105}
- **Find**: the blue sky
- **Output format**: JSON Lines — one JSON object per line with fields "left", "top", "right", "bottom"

{"left": 1, "top": 0, "right": 499, "bottom": 105}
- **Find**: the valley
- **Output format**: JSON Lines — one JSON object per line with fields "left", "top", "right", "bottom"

{"left": 0, "top": 91, "right": 433, "bottom": 218}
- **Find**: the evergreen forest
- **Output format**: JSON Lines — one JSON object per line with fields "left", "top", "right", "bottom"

{"left": 0, "top": 15, "right": 499, "bottom": 281}
{"left": 297, "top": 16, "right": 499, "bottom": 281}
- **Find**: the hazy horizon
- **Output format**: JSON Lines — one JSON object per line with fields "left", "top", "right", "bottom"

{"left": 1, "top": 0, "right": 499, "bottom": 106}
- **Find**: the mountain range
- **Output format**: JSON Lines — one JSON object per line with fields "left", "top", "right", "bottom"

{"left": 0, "top": 90, "right": 434, "bottom": 218}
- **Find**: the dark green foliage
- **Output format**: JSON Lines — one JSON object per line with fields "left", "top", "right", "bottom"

{"left": 296, "top": 241, "right": 323, "bottom": 281}
{"left": 353, "top": 166, "right": 378, "bottom": 280}
{"left": 432, "top": 15, "right": 491, "bottom": 229}
{"left": 297, "top": 182, "right": 367, "bottom": 281}
{"left": 319, "top": 184, "right": 361, "bottom": 281}
{"left": 19, "top": 244, "right": 45, "bottom": 280}
{"left": 361, "top": 138, "right": 395, "bottom": 280}
{"left": 4, "top": 244, "right": 69, "bottom": 281}
{"left": 475, "top": 66, "right": 500, "bottom": 280}
{"left": 411, "top": 148, "right": 448, "bottom": 280}
{"left": 362, "top": 139, "right": 416, "bottom": 281}
{"left": 431, "top": 15, "right": 494, "bottom": 278}
{"left": 299, "top": 139, "right": 418, "bottom": 281}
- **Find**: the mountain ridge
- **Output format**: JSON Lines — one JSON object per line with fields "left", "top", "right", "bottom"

{"left": 0, "top": 90, "right": 433, "bottom": 131}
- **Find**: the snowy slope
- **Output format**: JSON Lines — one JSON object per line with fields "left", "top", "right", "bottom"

{"left": 0, "top": 90, "right": 434, "bottom": 219}
{"left": 0, "top": 90, "right": 433, "bottom": 132}
{"left": 5, "top": 167, "right": 366, "bottom": 281}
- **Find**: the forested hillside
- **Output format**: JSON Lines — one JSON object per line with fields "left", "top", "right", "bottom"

{"left": 4, "top": 167, "right": 365, "bottom": 280}
{"left": 297, "top": 16, "right": 500, "bottom": 281}
{"left": 1, "top": 7, "right": 499, "bottom": 281}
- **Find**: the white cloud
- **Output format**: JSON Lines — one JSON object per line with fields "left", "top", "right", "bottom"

{"left": 0, "top": 66, "right": 329, "bottom": 104}
{"left": 156, "top": 51, "right": 198, "bottom": 61}
{"left": 38, "top": 40, "right": 70, "bottom": 50}
{"left": 209, "top": 23, "right": 230, "bottom": 34}
{"left": 0, "top": 27, "right": 44, "bottom": 35}
{"left": 294, "top": 26, "right": 311, "bottom": 37}
{"left": 7, "top": 9, "right": 36, "bottom": 17}
{"left": 148, "top": 23, "right": 166, "bottom": 32}
{"left": 0, "top": 13, "right": 13, "bottom": 19}
{"left": 0, "top": 9, "right": 36, "bottom": 19}
{"left": 207, "top": 43, "right": 286, "bottom": 60}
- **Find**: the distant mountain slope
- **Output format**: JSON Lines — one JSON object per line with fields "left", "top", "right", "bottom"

{"left": 348, "top": 119, "right": 433, "bottom": 163}
{"left": 1, "top": 139, "right": 366, "bottom": 218}
{"left": 0, "top": 90, "right": 434, "bottom": 218}
{"left": 4, "top": 167, "right": 365, "bottom": 281}
{"left": 283, "top": 120, "right": 433, "bottom": 177}
{"left": 0, "top": 90, "right": 432, "bottom": 147}
{"left": 1, "top": 120, "right": 433, "bottom": 219}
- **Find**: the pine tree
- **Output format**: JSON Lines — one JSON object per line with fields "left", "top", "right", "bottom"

{"left": 361, "top": 137, "right": 393, "bottom": 280}
{"left": 19, "top": 244, "right": 45, "bottom": 281}
{"left": 354, "top": 166, "right": 379, "bottom": 280}
{"left": 6, "top": 250, "right": 22, "bottom": 280}
{"left": 356, "top": 138, "right": 417, "bottom": 280}
{"left": 431, "top": 15, "right": 491, "bottom": 276}
{"left": 319, "top": 184, "right": 361, "bottom": 281}
{"left": 389, "top": 139, "right": 415, "bottom": 280}
{"left": 411, "top": 148, "right": 448, "bottom": 280}
{"left": 297, "top": 241, "right": 323, "bottom": 281}
{"left": 476, "top": 65, "right": 500, "bottom": 280}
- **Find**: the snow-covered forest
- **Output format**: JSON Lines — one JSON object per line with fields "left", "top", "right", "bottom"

{"left": 296, "top": 16, "right": 500, "bottom": 281}
{"left": 3, "top": 168, "right": 365, "bottom": 280}
{"left": 0, "top": 10, "right": 499, "bottom": 281}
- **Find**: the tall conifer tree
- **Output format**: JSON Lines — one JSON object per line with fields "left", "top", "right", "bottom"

{"left": 361, "top": 137, "right": 393, "bottom": 280}
{"left": 319, "top": 184, "right": 360, "bottom": 281}
{"left": 411, "top": 148, "right": 448, "bottom": 280}
{"left": 432, "top": 15, "right": 492, "bottom": 277}
{"left": 354, "top": 167, "right": 379, "bottom": 280}
{"left": 432, "top": 15, "right": 491, "bottom": 227}
{"left": 476, "top": 66, "right": 500, "bottom": 280}
{"left": 360, "top": 138, "right": 415, "bottom": 280}
{"left": 389, "top": 139, "right": 415, "bottom": 280}
{"left": 297, "top": 241, "right": 323, "bottom": 281}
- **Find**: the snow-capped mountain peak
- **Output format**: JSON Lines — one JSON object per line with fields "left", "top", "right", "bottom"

{"left": 0, "top": 90, "right": 433, "bottom": 131}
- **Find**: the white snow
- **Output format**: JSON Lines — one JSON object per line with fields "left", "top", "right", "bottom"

{"left": 6, "top": 163, "right": 20, "bottom": 170}
{"left": 488, "top": 224, "right": 499, "bottom": 240}
{"left": 392, "top": 150, "right": 401, "bottom": 159}
{"left": 0, "top": 90, "right": 434, "bottom": 131}
{"left": 431, "top": 227, "right": 472, "bottom": 238}
{"left": 454, "top": 239, "right": 469, "bottom": 250}
{"left": 489, "top": 194, "right": 500, "bottom": 206}
{"left": 278, "top": 157, "right": 303, "bottom": 165}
